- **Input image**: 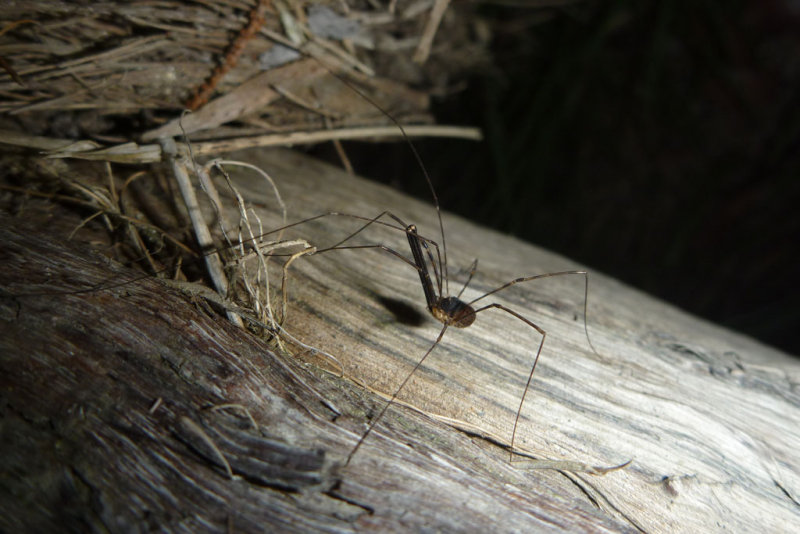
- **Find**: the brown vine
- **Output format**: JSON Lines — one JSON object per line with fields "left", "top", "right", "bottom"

{"left": 185, "top": 0, "right": 271, "bottom": 111}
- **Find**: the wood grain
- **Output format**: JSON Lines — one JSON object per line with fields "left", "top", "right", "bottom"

{"left": 1, "top": 147, "right": 798, "bottom": 532}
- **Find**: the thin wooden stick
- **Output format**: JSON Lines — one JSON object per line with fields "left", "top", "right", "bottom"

{"left": 159, "top": 137, "right": 242, "bottom": 327}
{"left": 3, "top": 125, "right": 482, "bottom": 164}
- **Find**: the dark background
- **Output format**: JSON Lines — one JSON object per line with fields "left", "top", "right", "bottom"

{"left": 325, "top": 1, "right": 800, "bottom": 355}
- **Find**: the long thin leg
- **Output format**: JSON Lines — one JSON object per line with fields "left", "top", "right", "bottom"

{"left": 455, "top": 258, "right": 478, "bottom": 300}
{"left": 344, "top": 323, "right": 450, "bottom": 466}
{"left": 468, "top": 270, "right": 598, "bottom": 356}
{"left": 316, "top": 64, "right": 451, "bottom": 294}
{"left": 312, "top": 212, "right": 445, "bottom": 294}
{"left": 470, "top": 303, "right": 546, "bottom": 461}
{"left": 36, "top": 210, "right": 442, "bottom": 299}
{"left": 257, "top": 211, "right": 447, "bottom": 305}
{"left": 224, "top": 210, "right": 405, "bottom": 252}
{"left": 237, "top": 210, "right": 446, "bottom": 294}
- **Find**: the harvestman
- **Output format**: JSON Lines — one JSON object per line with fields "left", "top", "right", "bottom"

{"left": 162, "top": 72, "right": 605, "bottom": 467}
{"left": 292, "top": 177, "right": 598, "bottom": 467}
{"left": 260, "top": 73, "right": 603, "bottom": 467}
{"left": 337, "top": 218, "right": 596, "bottom": 466}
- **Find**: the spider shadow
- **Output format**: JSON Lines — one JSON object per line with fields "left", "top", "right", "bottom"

{"left": 375, "top": 295, "right": 427, "bottom": 328}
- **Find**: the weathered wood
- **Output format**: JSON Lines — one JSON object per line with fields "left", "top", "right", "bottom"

{"left": 2, "top": 148, "right": 799, "bottom": 532}
{"left": 0, "top": 163, "right": 630, "bottom": 532}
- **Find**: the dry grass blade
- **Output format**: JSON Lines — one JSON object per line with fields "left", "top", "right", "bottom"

{"left": 13, "top": 126, "right": 480, "bottom": 164}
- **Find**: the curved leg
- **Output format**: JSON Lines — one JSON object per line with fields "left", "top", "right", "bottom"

{"left": 310, "top": 211, "right": 445, "bottom": 292}
{"left": 468, "top": 302, "right": 627, "bottom": 473}
{"left": 231, "top": 210, "right": 445, "bottom": 287}
{"left": 345, "top": 323, "right": 451, "bottom": 466}
{"left": 468, "top": 270, "right": 598, "bottom": 356}
{"left": 470, "top": 303, "right": 546, "bottom": 461}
